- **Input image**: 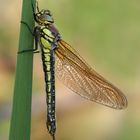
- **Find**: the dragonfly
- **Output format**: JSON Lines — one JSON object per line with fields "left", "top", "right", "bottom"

{"left": 19, "top": 1, "right": 127, "bottom": 140}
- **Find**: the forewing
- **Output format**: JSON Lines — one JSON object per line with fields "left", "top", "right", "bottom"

{"left": 55, "top": 40, "right": 127, "bottom": 109}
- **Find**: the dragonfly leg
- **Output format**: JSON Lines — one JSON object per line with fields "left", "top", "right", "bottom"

{"left": 36, "top": 1, "right": 40, "bottom": 12}
{"left": 18, "top": 21, "right": 40, "bottom": 54}
{"left": 18, "top": 49, "right": 39, "bottom": 54}
{"left": 21, "top": 21, "right": 34, "bottom": 35}
{"left": 18, "top": 41, "right": 39, "bottom": 54}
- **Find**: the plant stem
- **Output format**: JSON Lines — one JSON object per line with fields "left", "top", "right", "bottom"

{"left": 9, "top": 0, "right": 35, "bottom": 140}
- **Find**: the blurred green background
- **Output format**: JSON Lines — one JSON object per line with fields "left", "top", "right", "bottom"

{"left": 0, "top": 0, "right": 140, "bottom": 140}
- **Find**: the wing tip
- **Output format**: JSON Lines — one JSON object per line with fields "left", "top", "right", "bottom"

{"left": 118, "top": 97, "right": 128, "bottom": 110}
{"left": 111, "top": 95, "right": 128, "bottom": 110}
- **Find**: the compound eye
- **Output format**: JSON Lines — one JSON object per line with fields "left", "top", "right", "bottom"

{"left": 46, "top": 15, "right": 53, "bottom": 22}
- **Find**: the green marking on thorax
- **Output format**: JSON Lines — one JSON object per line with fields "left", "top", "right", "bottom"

{"left": 41, "top": 37, "right": 51, "bottom": 49}
{"left": 43, "top": 28, "right": 54, "bottom": 38}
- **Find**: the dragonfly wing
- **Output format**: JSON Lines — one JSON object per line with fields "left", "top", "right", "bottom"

{"left": 55, "top": 39, "right": 127, "bottom": 109}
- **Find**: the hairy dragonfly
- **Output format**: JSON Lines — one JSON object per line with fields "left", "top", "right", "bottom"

{"left": 19, "top": 1, "right": 127, "bottom": 140}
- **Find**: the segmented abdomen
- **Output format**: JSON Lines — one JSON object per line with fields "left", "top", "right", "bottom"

{"left": 41, "top": 45, "right": 56, "bottom": 136}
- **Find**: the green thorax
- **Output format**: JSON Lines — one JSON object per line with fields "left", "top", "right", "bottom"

{"left": 40, "top": 26, "right": 55, "bottom": 50}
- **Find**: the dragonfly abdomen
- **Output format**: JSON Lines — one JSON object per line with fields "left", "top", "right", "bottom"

{"left": 41, "top": 47, "right": 56, "bottom": 136}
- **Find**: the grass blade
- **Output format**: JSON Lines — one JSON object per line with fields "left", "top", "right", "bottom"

{"left": 9, "top": 0, "right": 36, "bottom": 140}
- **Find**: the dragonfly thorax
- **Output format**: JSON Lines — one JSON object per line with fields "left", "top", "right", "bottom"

{"left": 35, "top": 9, "right": 54, "bottom": 25}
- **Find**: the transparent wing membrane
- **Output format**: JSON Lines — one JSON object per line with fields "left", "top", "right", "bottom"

{"left": 55, "top": 40, "right": 127, "bottom": 109}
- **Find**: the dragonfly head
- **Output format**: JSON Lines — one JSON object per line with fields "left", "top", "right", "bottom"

{"left": 35, "top": 9, "right": 54, "bottom": 25}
